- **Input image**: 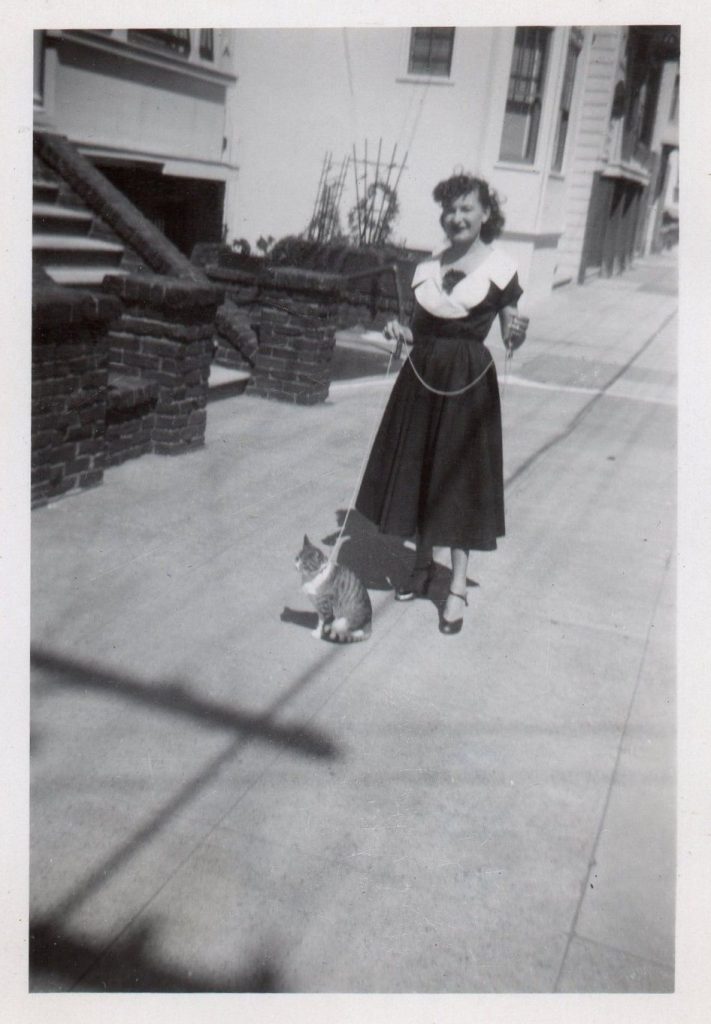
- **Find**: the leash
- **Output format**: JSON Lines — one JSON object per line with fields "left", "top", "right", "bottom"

{"left": 501, "top": 346, "right": 514, "bottom": 400}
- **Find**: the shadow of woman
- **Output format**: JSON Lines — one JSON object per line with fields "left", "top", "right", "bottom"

{"left": 320, "top": 508, "right": 411, "bottom": 592}
{"left": 324, "top": 508, "right": 481, "bottom": 606}
{"left": 281, "top": 510, "right": 480, "bottom": 633}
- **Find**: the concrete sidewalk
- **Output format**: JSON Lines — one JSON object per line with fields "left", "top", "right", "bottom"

{"left": 30, "top": 251, "right": 677, "bottom": 992}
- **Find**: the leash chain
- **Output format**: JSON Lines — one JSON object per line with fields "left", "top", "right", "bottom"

{"left": 402, "top": 347, "right": 496, "bottom": 397}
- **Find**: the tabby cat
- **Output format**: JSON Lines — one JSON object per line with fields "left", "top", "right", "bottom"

{"left": 295, "top": 535, "right": 372, "bottom": 642}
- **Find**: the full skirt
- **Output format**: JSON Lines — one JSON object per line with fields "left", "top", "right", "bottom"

{"left": 355, "top": 334, "right": 504, "bottom": 550}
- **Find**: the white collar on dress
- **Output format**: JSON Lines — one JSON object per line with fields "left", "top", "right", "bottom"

{"left": 411, "top": 246, "right": 517, "bottom": 319}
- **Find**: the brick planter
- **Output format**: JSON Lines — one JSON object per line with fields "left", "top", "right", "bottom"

{"left": 251, "top": 267, "right": 342, "bottom": 404}
{"left": 103, "top": 274, "right": 223, "bottom": 455}
{"left": 32, "top": 273, "right": 121, "bottom": 507}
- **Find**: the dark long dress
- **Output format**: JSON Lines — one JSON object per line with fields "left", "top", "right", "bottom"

{"left": 355, "top": 263, "right": 522, "bottom": 551}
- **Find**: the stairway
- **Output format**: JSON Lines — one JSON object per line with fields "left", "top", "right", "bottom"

{"left": 33, "top": 177, "right": 128, "bottom": 288}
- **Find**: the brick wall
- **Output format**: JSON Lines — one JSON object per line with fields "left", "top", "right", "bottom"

{"left": 202, "top": 252, "right": 418, "bottom": 333}
{"left": 201, "top": 253, "right": 419, "bottom": 395}
{"left": 103, "top": 274, "right": 223, "bottom": 454}
{"left": 214, "top": 301, "right": 259, "bottom": 370}
{"left": 198, "top": 263, "right": 262, "bottom": 370}
{"left": 32, "top": 270, "right": 121, "bottom": 507}
{"left": 250, "top": 267, "right": 342, "bottom": 404}
{"left": 105, "top": 375, "right": 159, "bottom": 467}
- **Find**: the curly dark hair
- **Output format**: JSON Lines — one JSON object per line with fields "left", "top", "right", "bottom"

{"left": 432, "top": 173, "right": 505, "bottom": 243}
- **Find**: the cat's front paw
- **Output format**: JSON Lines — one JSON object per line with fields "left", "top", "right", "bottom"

{"left": 310, "top": 626, "right": 323, "bottom": 639}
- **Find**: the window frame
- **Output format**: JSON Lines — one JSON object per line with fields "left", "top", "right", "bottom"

{"left": 498, "top": 26, "right": 553, "bottom": 166}
{"left": 407, "top": 27, "right": 456, "bottom": 79}
{"left": 199, "top": 29, "right": 214, "bottom": 62}
{"left": 127, "top": 29, "right": 192, "bottom": 58}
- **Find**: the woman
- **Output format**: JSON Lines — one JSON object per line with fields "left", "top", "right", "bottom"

{"left": 355, "top": 173, "right": 528, "bottom": 634}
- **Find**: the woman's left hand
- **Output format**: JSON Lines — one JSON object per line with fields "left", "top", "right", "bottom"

{"left": 505, "top": 314, "right": 529, "bottom": 352}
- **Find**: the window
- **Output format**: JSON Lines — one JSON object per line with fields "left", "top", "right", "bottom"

{"left": 551, "top": 28, "right": 583, "bottom": 172}
{"left": 408, "top": 28, "right": 455, "bottom": 77}
{"left": 499, "top": 27, "right": 552, "bottom": 164}
{"left": 199, "top": 29, "right": 214, "bottom": 61}
{"left": 128, "top": 29, "right": 191, "bottom": 57}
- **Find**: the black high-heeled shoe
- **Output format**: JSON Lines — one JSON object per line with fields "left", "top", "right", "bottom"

{"left": 395, "top": 562, "right": 435, "bottom": 601}
{"left": 439, "top": 589, "right": 468, "bottom": 634}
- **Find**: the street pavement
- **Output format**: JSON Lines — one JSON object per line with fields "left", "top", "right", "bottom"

{"left": 29, "top": 251, "right": 677, "bottom": 993}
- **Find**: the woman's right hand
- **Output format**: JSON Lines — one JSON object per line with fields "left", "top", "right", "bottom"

{"left": 383, "top": 319, "right": 413, "bottom": 347}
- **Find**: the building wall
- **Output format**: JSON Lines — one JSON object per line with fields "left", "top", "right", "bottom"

{"left": 226, "top": 28, "right": 584, "bottom": 265}
{"left": 39, "top": 31, "right": 237, "bottom": 189}
{"left": 554, "top": 27, "right": 624, "bottom": 285}
{"left": 643, "top": 60, "right": 680, "bottom": 253}
{"left": 226, "top": 27, "right": 512, "bottom": 252}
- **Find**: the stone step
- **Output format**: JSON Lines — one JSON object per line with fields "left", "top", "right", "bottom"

{"left": 33, "top": 203, "right": 94, "bottom": 236}
{"left": 331, "top": 327, "right": 398, "bottom": 381}
{"left": 208, "top": 364, "right": 251, "bottom": 400}
{"left": 33, "top": 178, "right": 59, "bottom": 203}
{"left": 33, "top": 234, "right": 125, "bottom": 267}
{"left": 41, "top": 265, "right": 130, "bottom": 288}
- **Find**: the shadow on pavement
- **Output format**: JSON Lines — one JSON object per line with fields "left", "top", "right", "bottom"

{"left": 320, "top": 508, "right": 480, "bottom": 606}
{"left": 321, "top": 508, "right": 413, "bottom": 591}
{"left": 31, "top": 646, "right": 339, "bottom": 759}
{"left": 30, "top": 915, "right": 285, "bottom": 992}
{"left": 280, "top": 607, "right": 318, "bottom": 631}
{"left": 31, "top": 647, "right": 343, "bottom": 927}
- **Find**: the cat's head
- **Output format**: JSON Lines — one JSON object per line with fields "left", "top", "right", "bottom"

{"left": 295, "top": 534, "right": 327, "bottom": 578}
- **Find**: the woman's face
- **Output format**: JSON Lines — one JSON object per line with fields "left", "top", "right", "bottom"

{"left": 440, "top": 190, "right": 489, "bottom": 245}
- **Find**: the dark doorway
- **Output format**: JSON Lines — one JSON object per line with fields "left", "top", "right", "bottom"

{"left": 579, "top": 174, "right": 643, "bottom": 283}
{"left": 96, "top": 164, "right": 225, "bottom": 257}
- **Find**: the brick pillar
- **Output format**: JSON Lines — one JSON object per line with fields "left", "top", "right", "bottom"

{"left": 251, "top": 268, "right": 341, "bottom": 404}
{"left": 32, "top": 273, "right": 120, "bottom": 507}
{"left": 103, "top": 274, "right": 223, "bottom": 455}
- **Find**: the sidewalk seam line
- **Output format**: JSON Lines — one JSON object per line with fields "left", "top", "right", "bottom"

{"left": 572, "top": 929, "right": 675, "bottom": 973}
{"left": 552, "top": 549, "right": 674, "bottom": 992}
{"left": 506, "top": 307, "right": 678, "bottom": 492}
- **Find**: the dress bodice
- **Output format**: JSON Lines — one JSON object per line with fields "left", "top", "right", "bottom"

{"left": 409, "top": 245, "right": 522, "bottom": 347}
{"left": 411, "top": 285, "right": 509, "bottom": 345}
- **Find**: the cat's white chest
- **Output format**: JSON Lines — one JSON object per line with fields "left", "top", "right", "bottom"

{"left": 302, "top": 562, "right": 333, "bottom": 596}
